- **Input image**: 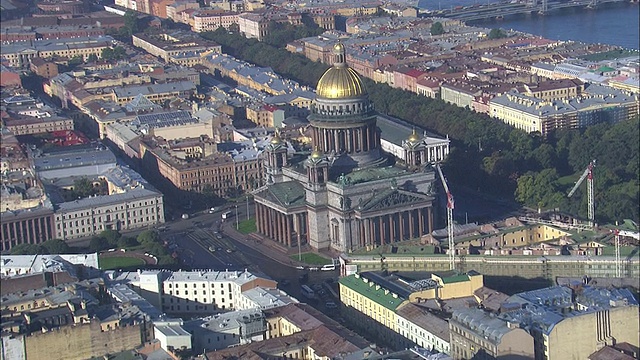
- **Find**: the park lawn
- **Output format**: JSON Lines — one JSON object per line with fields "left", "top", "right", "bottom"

{"left": 99, "top": 256, "right": 145, "bottom": 270}
{"left": 290, "top": 252, "right": 332, "bottom": 265}
{"left": 236, "top": 218, "right": 257, "bottom": 234}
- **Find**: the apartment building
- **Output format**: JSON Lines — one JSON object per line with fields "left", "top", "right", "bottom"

{"left": 237, "top": 13, "right": 270, "bottom": 41}
{"left": 159, "top": 270, "right": 277, "bottom": 314}
{"left": 1, "top": 36, "right": 113, "bottom": 68}
{"left": 54, "top": 188, "right": 165, "bottom": 240}
{"left": 449, "top": 307, "right": 535, "bottom": 360}
{"left": 3, "top": 115, "right": 74, "bottom": 136}
{"left": 192, "top": 10, "right": 239, "bottom": 32}
{"left": 500, "top": 285, "right": 639, "bottom": 360}
{"left": 396, "top": 303, "right": 450, "bottom": 354}
{"left": 490, "top": 89, "right": 639, "bottom": 134}
{"left": 132, "top": 31, "right": 221, "bottom": 65}
{"left": 139, "top": 136, "right": 263, "bottom": 196}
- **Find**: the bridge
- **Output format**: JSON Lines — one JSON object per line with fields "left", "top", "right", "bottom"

{"left": 421, "top": 0, "right": 629, "bottom": 22}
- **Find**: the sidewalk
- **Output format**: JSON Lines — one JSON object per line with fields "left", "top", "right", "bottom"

{"left": 222, "top": 222, "right": 329, "bottom": 267}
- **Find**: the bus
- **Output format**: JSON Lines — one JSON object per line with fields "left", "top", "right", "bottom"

{"left": 301, "top": 285, "right": 315, "bottom": 299}
{"left": 221, "top": 211, "right": 233, "bottom": 220}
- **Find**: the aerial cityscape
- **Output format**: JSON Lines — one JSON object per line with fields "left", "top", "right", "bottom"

{"left": 0, "top": 0, "right": 638, "bottom": 358}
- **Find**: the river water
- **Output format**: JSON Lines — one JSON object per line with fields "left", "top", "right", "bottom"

{"left": 417, "top": 0, "right": 640, "bottom": 50}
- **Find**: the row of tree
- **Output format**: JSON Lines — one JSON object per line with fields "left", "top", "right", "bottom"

{"left": 10, "top": 239, "right": 70, "bottom": 255}
{"left": 89, "top": 229, "right": 178, "bottom": 266}
{"left": 199, "top": 28, "right": 639, "bottom": 224}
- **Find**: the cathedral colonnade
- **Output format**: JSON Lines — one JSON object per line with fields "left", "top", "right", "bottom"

{"left": 311, "top": 124, "right": 379, "bottom": 154}
{"left": 254, "top": 202, "right": 307, "bottom": 247}
{"left": 356, "top": 207, "right": 433, "bottom": 248}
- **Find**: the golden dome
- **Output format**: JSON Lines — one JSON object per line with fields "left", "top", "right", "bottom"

{"left": 270, "top": 129, "right": 282, "bottom": 144}
{"left": 408, "top": 128, "right": 420, "bottom": 143}
{"left": 316, "top": 42, "right": 367, "bottom": 100}
{"left": 316, "top": 67, "right": 367, "bottom": 99}
{"left": 310, "top": 147, "right": 323, "bottom": 159}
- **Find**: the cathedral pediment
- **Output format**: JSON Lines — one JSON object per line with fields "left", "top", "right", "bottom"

{"left": 359, "top": 189, "right": 430, "bottom": 212}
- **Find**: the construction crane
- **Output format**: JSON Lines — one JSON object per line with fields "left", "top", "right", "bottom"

{"left": 568, "top": 159, "right": 596, "bottom": 228}
{"left": 435, "top": 163, "right": 455, "bottom": 271}
{"left": 614, "top": 228, "right": 621, "bottom": 277}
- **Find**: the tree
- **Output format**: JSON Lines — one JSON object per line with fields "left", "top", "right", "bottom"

{"left": 73, "top": 177, "right": 96, "bottom": 198}
{"left": 122, "top": 10, "right": 139, "bottom": 37}
{"left": 89, "top": 237, "right": 106, "bottom": 252}
{"left": 101, "top": 46, "right": 127, "bottom": 61}
{"left": 100, "top": 229, "right": 121, "bottom": 247}
{"left": 41, "top": 239, "right": 70, "bottom": 254}
{"left": 488, "top": 28, "right": 507, "bottom": 39}
{"left": 10, "top": 243, "right": 42, "bottom": 255}
{"left": 430, "top": 22, "right": 445, "bottom": 36}
{"left": 87, "top": 54, "right": 98, "bottom": 62}
{"left": 137, "top": 230, "right": 160, "bottom": 245}
{"left": 117, "top": 236, "right": 138, "bottom": 249}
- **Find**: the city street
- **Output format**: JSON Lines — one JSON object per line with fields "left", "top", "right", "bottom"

{"left": 160, "top": 205, "right": 342, "bottom": 311}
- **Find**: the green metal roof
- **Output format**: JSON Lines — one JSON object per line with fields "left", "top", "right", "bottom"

{"left": 339, "top": 274, "right": 405, "bottom": 310}
{"left": 255, "top": 181, "right": 306, "bottom": 208}
{"left": 439, "top": 274, "right": 470, "bottom": 284}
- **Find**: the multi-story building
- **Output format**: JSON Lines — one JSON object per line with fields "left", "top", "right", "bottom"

{"left": 192, "top": 10, "right": 239, "bottom": 32}
{"left": 187, "top": 309, "right": 267, "bottom": 352}
{"left": 157, "top": 270, "right": 277, "bottom": 314}
{"left": 339, "top": 271, "right": 483, "bottom": 350}
{"left": 139, "top": 136, "right": 263, "bottom": 196}
{"left": 54, "top": 188, "right": 165, "bottom": 240}
{"left": 500, "top": 285, "right": 640, "bottom": 360}
{"left": 33, "top": 146, "right": 117, "bottom": 180}
{"left": 29, "top": 57, "right": 58, "bottom": 78}
{"left": 1, "top": 36, "right": 114, "bottom": 68}
{"left": 449, "top": 307, "right": 535, "bottom": 360}
{"left": 132, "top": 31, "right": 221, "bottom": 66}
{"left": 245, "top": 103, "right": 284, "bottom": 128}
{"left": 2, "top": 115, "right": 74, "bottom": 136}
{"left": 515, "top": 79, "right": 584, "bottom": 101}
{"left": 237, "top": 13, "right": 270, "bottom": 41}
{"left": 0, "top": 207, "right": 56, "bottom": 252}
{"left": 396, "top": 303, "right": 451, "bottom": 354}
{"left": 440, "top": 81, "right": 482, "bottom": 109}
{"left": 134, "top": 110, "right": 215, "bottom": 140}
{"left": 112, "top": 81, "right": 198, "bottom": 105}
{"left": 490, "top": 88, "right": 639, "bottom": 135}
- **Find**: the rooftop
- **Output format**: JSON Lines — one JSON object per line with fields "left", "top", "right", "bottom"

{"left": 339, "top": 273, "right": 406, "bottom": 310}
{"left": 56, "top": 188, "right": 161, "bottom": 212}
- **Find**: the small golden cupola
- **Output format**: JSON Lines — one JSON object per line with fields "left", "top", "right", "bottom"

{"left": 270, "top": 128, "right": 282, "bottom": 145}
{"left": 408, "top": 128, "right": 420, "bottom": 143}
{"left": 316, "top": 42, "right": 367, "bottom": 99}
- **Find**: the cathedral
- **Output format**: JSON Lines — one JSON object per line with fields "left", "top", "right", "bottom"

{"left": 253, "top": 43, "right": 447, "bottom": 252}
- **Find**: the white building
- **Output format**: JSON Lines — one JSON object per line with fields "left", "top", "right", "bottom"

{"left": 55, "top": 188, "right": 165, "bottom": 240}
{"left": 238, "top": 13, "right": 269, "bottom": 41}
{"left": 396, "top": 303, "right": 451, "bottom": 354}
{"left": 187, "top": 308, "right": 267, "bottom": 353}
{"left": 161, "top": 270, "right": 278, "bottom": 314}
{"left": 0, "top": 253, "right": 99, "bottom": 278}
{"left": 236, "top": 287, "right": 298, "bottom": 310}
{"left": 154, "top": 319, "right": 192, "bottom": 352}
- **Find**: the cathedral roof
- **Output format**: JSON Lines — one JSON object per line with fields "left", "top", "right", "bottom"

{"left": 254, "top": 181, "right": 305, "bottom": 208}
{"left": 316, "top": 43, "right": 367, "bottom": 100}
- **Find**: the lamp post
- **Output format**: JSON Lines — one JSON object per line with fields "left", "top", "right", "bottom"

{"left": 246, "top": 195, "right": 250, "bottom": 221}
{"left": 235, "top": 205, "right": 239, "bottom": 230}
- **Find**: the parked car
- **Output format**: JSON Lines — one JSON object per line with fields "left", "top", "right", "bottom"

{"left": 325, "top": 301, "right": 337, "bottom": 309}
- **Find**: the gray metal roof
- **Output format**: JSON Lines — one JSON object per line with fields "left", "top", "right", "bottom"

{"left": 56, "top": 188, "right": 161, "bottom": 212}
